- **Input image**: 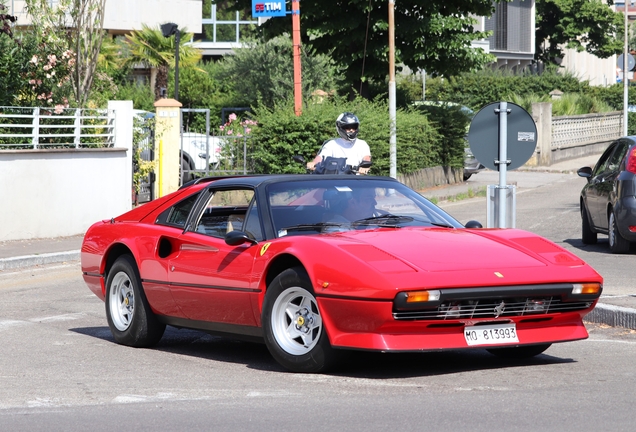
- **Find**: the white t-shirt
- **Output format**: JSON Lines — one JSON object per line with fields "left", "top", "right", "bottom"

{"left": 317, "top": 138, "right": 371, "bottom": 167}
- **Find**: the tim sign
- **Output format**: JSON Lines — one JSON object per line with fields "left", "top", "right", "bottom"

{"left": 252, "top": 0, "right": 286, "bottom": 17}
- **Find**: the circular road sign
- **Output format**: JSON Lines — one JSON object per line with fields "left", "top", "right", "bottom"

{"left": 617, "top": 53, "right": 636, "bottom": 71}
{"left": 468, "top": 102, "right": 537, "bottom": 171}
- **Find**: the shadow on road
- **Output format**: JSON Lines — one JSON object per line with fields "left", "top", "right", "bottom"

{"left": 564, "top": 238, "right": 636, "bottom": 256}
{"left": 70, "top": 326, "right": 574, "bottom": 378}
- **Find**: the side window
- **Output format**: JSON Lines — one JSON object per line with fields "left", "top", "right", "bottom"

{"left": 608, "top": 142, "right": 629, "bottom": 172}
{"left": 592, "top": 143, "right": 617, "bottom": 176}
{"left": 156, "top": 192, "right": 201, "bottom": 228}
{"left": 243, "top": 198, "right": 264, "bottom": 241}
{"left": 194, "top": 189, "right": 254, "bottom": 238}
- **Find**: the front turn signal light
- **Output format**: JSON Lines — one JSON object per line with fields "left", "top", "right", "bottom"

{"left": 572, "top": 283, "right": 602, "bottom": 295}
{"left": 405, "top": 290, "right": 441, "bottom": 303}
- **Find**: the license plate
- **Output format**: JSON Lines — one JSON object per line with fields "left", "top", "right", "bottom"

{"left": 464, "top": 323, "right": 519, "bottom": 346}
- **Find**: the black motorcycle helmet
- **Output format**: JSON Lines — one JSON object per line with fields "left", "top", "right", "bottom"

{"left": 336, "top": 112, "right": 360, "bottom": 141}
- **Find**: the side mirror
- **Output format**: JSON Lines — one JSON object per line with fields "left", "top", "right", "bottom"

{"left": 293, "top": 155, "right": 306, "bottom": 164}
{"left": 359, "top": 160, "right": 373, "bottom": 169}
{"left": 225, "top": 230, "right": 257, "bottom": 246}
{"left": 577, "top": 166, "right": 592, "bottom": 179}
{"left": 465, "top": 220, "right": 483, "bottom": 228}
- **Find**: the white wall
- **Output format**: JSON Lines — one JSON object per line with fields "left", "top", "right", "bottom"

{"left": 104, "top": 0, "right": 202, "bottom": 33}
{"left": 10, "top": 0, "right": 202, "bottom": 33}
{"left": 0, "top": 101, "right": 134, "bottom": 242}
{"left": 561, "top": 48, "right": 617, "bottom": 87}
{"left": 0, "top": 149, "right": 129, "bottom": 241}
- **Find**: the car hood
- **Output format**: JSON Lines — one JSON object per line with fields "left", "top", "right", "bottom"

{"left": 331, "top": 227, "right": 583, "bottom": 272}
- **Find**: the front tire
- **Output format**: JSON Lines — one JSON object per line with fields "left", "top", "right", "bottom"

{"left": 581, "top": 205, "right": 597, "bottom": 244}
{"left": 609, "top": 211, "right": 630, "bottom": 254}
{"left": 105, "top": 255, "right": 165, "bottom": 347}
{"left": 262, "top": 267, "right": 340, "bottom": 373}
{"left": 487, "top": 343, "right": 551, "bottom": 359}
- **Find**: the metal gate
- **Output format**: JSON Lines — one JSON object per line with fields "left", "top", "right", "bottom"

{"left": 135, "top": 110, "right": 155, "bottom": 204}
{"left": 180, "top": 108, "right": 252, "bottom": 185}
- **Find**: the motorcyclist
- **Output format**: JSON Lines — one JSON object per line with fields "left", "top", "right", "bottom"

{"left": 309, "top": 112, "right": 372, "bottom": 174}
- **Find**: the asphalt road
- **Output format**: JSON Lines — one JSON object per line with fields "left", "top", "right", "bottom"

{"left": 2, "top": 172, "right": 636, "bottom": 431}
{"left": 1, "top": 263, "right": 636, "bottom": 431}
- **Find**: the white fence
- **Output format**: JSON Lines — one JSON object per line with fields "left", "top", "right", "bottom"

{"left": 0, "top": 106, "right": 115, "bottom": 149}
{"left": 551, "top": 111, "right": 622, "bottom": 150}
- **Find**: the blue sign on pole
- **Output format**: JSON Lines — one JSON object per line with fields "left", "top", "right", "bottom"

{"left": 252, "top": 0, "right": 287, "bottom": 17}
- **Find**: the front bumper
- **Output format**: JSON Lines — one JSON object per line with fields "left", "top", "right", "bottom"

{"left": 317, "top": 296, "right": 595, "bottom": 351}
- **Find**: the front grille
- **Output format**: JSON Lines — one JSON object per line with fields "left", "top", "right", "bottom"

{"left": 393, "top": 297, "right": 593, "bottom": 321}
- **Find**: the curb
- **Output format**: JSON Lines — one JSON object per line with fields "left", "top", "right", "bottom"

{"left": 584, "top": 303, "right": 636, "bottom": 330}
{"left": 0, "top": 250, "right": 80, "bottom": 271}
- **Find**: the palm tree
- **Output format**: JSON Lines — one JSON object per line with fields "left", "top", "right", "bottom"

{"left": 124, "top": 24, "right": 202, "bottom": 100}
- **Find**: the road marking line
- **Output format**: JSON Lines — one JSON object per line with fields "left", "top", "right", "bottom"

{"left": 29, "top": 313, "right": 86, "bottom": 323}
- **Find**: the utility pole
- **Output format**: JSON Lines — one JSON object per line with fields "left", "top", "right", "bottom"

{"left": 388, "top": 0, "right": 397, "bottom": 179}
{"left": 292, "top": 0, "right": 302, "bottom": 116}
{"left": 625, "top": 2, "right": 630, "bottom": 136}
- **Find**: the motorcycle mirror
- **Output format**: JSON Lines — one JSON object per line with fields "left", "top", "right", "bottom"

{"left": 293, "top": 155, "right": 306, "bottom": 164}
{"left": 359, "top": 160, "right": 373, "bottom": 169}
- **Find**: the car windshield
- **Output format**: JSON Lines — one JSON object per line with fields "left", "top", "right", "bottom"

{"left": 266, "top": 178, "right": 463, "bottom": 237}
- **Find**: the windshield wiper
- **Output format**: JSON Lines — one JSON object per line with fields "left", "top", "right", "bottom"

{"left": 281, "top": 222, "right": 345, "bottom": 231}
{"left": 351, "top": 214, "right": 413, "bottom": 227}
{"left": 429, "top": 221, "right": 455, "bottom": 228}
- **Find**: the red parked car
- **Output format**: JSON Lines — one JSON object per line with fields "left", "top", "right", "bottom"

{"left": 81, "top": 174, "right": 603, "bottom": 372}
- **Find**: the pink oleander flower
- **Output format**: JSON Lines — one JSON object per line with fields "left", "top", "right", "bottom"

{"left": 229, "top": 113, "right": 237, "bottom": 121}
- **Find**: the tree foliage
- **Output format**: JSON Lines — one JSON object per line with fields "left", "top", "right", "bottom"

{"left": 535, "top": 0, "right": 623, "bottom": 64}
{"left": 215, "top": 34, "right": 341, "bottom": 108}
{"left": 228, "top": 0, "right": 496, "bottom": 96}
{"left": 25, "top": 0, "right": 108, "bottom": 107}
{"left": 123, "top": 24, "right": 202, "bottom": 101}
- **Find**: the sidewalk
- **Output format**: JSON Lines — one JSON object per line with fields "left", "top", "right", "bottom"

{"left": 1, "top": 153, "right": 635, "bottom": 330}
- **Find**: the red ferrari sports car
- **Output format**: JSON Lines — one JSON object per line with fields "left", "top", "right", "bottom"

{"left": 81, "top": 174, "right": 603, "bottom": 372}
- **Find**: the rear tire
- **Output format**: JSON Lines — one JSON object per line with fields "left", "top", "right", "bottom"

{"left": 487, "top": 343, "right": 551, "bottom": 359}
{"left": 105, "top": 255, "right": 165, "bottom": 347}
{"left": 262, "top": 267, "right": 341, "bottom": 373}
{"left": 609, "top": 211, "right": 630, "bottom": 254}
{"left": 581, "top": 205, "right": 597, "bottom": 244}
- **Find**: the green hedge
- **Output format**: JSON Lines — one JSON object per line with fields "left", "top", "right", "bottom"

{"left": 424, "top": 69, "right": 590, "bottom": 111}
{"left": 247, "top": 98, "right": 454, "bottom": 176}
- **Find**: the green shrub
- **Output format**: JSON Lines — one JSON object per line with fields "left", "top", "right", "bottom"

{"left": 505, "top": 92, "right": 614, "bottom": 116}
{"left": 248, "top": 98, "right": 445, "bottom": 176}
{"left": 115, "top": 82, "right": 155, "bottom": 111}
{"left": 425, "top": 69, "right": 589, "bottom": 111}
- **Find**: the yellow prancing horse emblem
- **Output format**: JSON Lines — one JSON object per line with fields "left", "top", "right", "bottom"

{"left": 260, "top": 242, "right": 271, "bottom": 256}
